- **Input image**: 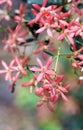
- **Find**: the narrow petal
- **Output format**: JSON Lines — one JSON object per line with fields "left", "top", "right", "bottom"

{"left": 57, "top": 33, "right": 65, "bottom": 40}
{"left": 22, "top": 82, "right": 31, "bottom": 87}
{"left": 32, "top": 4, "right": 41, "bottom": 10}
{"left": 35, "top": 13, "right": 42, "bottom": 22}
{"left": 12, "top": 72, "right": 20, "bottom": 83}
{"left": 55, "top": 6, "right": 63, "bottom": 12}
{"left": 65, "top": 84, "right": 70, "bottom": 91}
{"left": 47, "top": 28, "right": 53, "bottom": 38}
{"left": 35, "top": 87, "right": 44, "bottom": 96}
{"left": 36, "top": 101, "right": 43, "bottom": 107}
{"left": 14, "top": 56, "right": 19, "bottom": 65}
{"left": 58, "top": 86, "right": 68, "bottom": 93}
{"left": 5, "top": 73, "right": 11, "bottom": 81}
{"left": 22, "top": 79, "right": 33, "bottom": 87}
{"left": 56, "top": 75, "right": 64, "bottom": 82}
{"left": 42, "top": 0, "right": 48, "bottom": 7}
{"left": 42, "top": 52, "right": 47, "bottom": 60}
{"left": 46, "top": 70, "right": 55, "bottom": 75}
{"left": 10, "top": 59, "right": 15, "bottom": 66}
{"left": 0, "top": 70, "right": 6, "bottom": 74}
{"left": 36, "top": 26, "right": 46, "bottom": 33}
{"left": 1, "top": 60, "right": 8, "bottom": 69}
{"left": 37, "top": 73, "right": 43, "bottom": 82}
{"left": 34, "top": 48, "right": 42, "bottom": 54}
{"left": 47, "top": 102, "right": 55, "bottom": 112}
{"left": 15, "top": 24, "right": 21, "bottom": 32}
{"left": 0, "top": 0, "right": 6, "bottom": 4}
{"left": 61, "top": 92, "right": 68, "bottom": 102}
{"left": 53, "top": 94, "right": 59, "bottom": 104}
{"left": 67, "top": 36, "right": 76, "bottom": 51}
{"left": 8, "top": 0, "right": 12, "bottom": 7}
{"left": 30, "top": 67, "right": 40, "bottom": 72}
{"left": 78, "top": 55, "right": 83, "bottom": 61}
{"left": 46, "top": 57, "right": 52, "bottom": 68}
{"left": 21, "top": 68, "right": 27, "bottom": 75}
{"left": 36, "top": 58, "right": 43, "bottom": 67}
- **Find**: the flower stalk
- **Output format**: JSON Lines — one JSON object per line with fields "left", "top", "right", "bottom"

{"left": 54, "top": 42, "right": 62, "bottom": 72}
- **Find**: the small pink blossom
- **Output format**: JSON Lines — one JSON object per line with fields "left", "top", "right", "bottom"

{"left": 3, "top": 24, "right": 28, "bottom": 52}
{"left": 0, "top": 60, "right": 15, "bottom": 81}
{"left": 12, "top": 56, "right": 27, "bottom": 75}
{"left": 30, "top": 57, "right": 55, "bottom": 82}
{"left": 14, "top": 3, "right": 27, "bottom": 23}
{"left": 0, "top": 0, "right": 12, "bottom": 7}
{"left": 34, "top": 41, "right": 55, "bottom": 60}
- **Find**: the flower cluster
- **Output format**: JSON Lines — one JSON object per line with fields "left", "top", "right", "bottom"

{"left": 0, "top": 0, "right": 83, "bottom": 111}
{"left": 23, "top": 57, "right": 70, "bottom": 112}
{"left": 0, "top": 56, "right": 28, "bottom": 91}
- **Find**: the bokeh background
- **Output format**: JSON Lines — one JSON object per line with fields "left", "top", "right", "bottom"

{"left": 0, "top": 0, "right": 83, "bottom": 130}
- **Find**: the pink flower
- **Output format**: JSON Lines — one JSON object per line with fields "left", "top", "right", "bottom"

{"left": 0, "top": 0, "right": 6, "bottom": 4}
{"left": 3, "top": 24, "right": 28, "bottom": 52}
{"left": 36, "top": 22, "right": 54, "bottom": 37}
{"left": 12, "top": 56, "right": 27, "bottom": 75}
{"left": 45, "top": 75, "right": 70, "bottom": 102}
{"left": 71, "top": 0, "right": 82, "bottom": 15}
{"left": 0, "top": 60, "right": 15, "bottom": 81}
{"left": 0, "top": 0, "right": 12, "bottom": 7}
{"left": 35, "top": 85, "right": 56, "bottom": 112}
{"left": 34, "top": 73, "right": 70, "bottom": 112}
{"left": 14, "top": 3, "right": 27, "bottom": 23}
{"left": 28, "top": 0, "right": 48, "bottom": 24}
{"left": 22, "top": 75, "right": 38, "bottom": 93}
{"left": 29, "top": 5, "right": 63, "bottom": 37}
{"left": 34, "top": 41, "right": 55, "bottom": 60}
{"left": 8, "top": 24, "right": 28, "bottom": 44}
{"left": 0, "top": 5, "right": 11, "bottom": 21}
{"left": 58, "top": 20, "right": 82, "bottom": 51}
{"left": 30, "top": 57, "right": 55, "bottom": 82}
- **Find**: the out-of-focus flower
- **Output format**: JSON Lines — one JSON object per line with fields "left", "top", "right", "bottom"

{"left": 0, "top": 60, "right": 15, "bottom": 80}
{"left": 58, "top": 20, "right": 83, "bottom": 51}
{"left": 22, "top": 75, "right": 38, "bottom": 93}
{"left": 12, "top": 56, "right": 27, "bottom": 75}
{"left": 70, "top": 0, "right": 82, "bottom": 15}
{"left": 3, "top": 24, "right": 28, "bottom": 52}
{"left": 14, "top": 3, "right": 27, "bottom": 23}
{"left": 0, "top": 0, "right": 12, "bottom": 7}
{"left": 8, "top": 24, "right": 28, "bottom": 44}
{"left": 0, "top": 6, "right": 10, "bottom": 21}
{"left": 34, "top": 41, "right": 55, "bottom": 60}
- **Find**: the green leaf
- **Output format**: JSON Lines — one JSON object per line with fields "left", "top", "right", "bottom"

{"left": 77, "top": 3, "right": 83, "bottom": 9}
{"left": 74, "top": 35, "right": 83, "bottom": 53}
{"left": 44, "top": 51, "right": 54, "bottom": 56}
